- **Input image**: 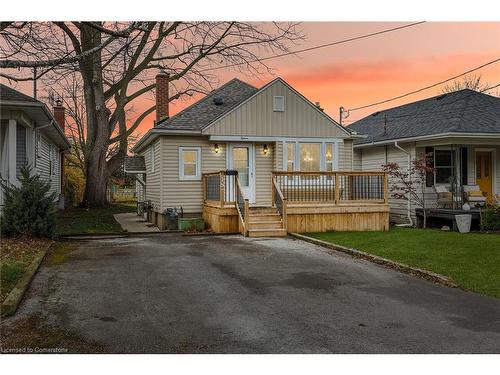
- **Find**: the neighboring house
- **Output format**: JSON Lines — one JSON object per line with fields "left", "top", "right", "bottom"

{"left": 129, "top": 73, "right": 390, "bottom": 236}
{"left": 349, "top": 89, "right": 500, "bottom": 224}
{"left": 0, "top": 84, "right": 71, "bottom": 208}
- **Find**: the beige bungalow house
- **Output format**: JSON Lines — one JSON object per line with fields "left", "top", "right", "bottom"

{"left": 0, "top": 84, "right": 71, "bottom": 209}
{"left": 130, "top": 74, "right": 389, "bottom": 236}
{"left": 348, "top": 89, "right": 500, "bottom": 226}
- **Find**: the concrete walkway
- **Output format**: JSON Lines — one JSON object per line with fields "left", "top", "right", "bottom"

{"left": 113, "top": 212, "right": 160, "bottom": 233}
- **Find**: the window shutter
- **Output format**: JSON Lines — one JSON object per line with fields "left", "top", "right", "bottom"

{"left": 425, "top": 146, "right": 434, "bottom": 187}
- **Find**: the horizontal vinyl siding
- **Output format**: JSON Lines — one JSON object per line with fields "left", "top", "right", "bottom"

{"left": 338, "top": 139, "right": 353, "bottom": 171}
{"left": 255, "top": 143, "right": 273, "bottom": 206}
{"left": 35, "top": 133, "right": 60, "bottom": 198}
{"left": 161, "top": 136, "right": 225, "bottom": 213}
{"left": 358, "top": 144, "right": 416, "bottom": 223}
{"left": 205, "top": 79, "right": 349, "bottom": 138}
{"left": 353, "top": 149, "right": 362, "bottom": 170}
{"left": 274, "top": 141, "right": 284, "bottom": 171}
{"left": 141, "top": 139, "right": 161, "bottom": 210}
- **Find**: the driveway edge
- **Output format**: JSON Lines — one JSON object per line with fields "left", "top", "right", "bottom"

{"left": 1, "top": 243, "right": 51, "bottom": 317}
{"left": 290, "top": 233, "right": 459, "bottom": 289}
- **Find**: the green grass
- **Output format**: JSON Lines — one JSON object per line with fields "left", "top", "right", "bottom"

{"left": 56, "top": 203, "right": 135, "bottom": 235}
{"left": 307, "top": 227, "right": 500, "bottom": 299}
{"left": 1, "top": 262, "right": 25, "bottom": 299}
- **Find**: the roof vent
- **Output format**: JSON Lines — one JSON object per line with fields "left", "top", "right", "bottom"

{"left": 436, "top": 94, "right": 447, "bottom": 101}
{"left": 372, "top": 111, "right": 381, "bottom": 117}
{"left": 213, "top": 97, "right": 224, "bottom": 105}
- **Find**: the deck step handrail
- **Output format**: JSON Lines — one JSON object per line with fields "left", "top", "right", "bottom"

{"left": 272, "top": 178, "right": 287, "bottom": 231}
{"left": 234, "top": 174, "right": 249, "bottom": 235}
{"left": 272, "top": 171, "right": 388, "bottom": 204}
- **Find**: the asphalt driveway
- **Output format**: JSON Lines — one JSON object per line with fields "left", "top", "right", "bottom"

{"left": 1, "top": 234, "right": 500, "bottom": 353}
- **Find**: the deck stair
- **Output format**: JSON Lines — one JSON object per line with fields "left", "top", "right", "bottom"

{"left": 246, "top": 206, "right": 287, "bottom": 237}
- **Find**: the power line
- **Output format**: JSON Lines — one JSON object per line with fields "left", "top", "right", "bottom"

{"left": 346, "top": 82, "right": 500, "bottom": 126}
{"left": 348, "top": 57, "right": 500, "bottom": 112}
{"left": 199, "top": 21, "right": 426, "bottom": 73}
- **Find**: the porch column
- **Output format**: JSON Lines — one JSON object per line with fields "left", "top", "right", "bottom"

{"left": 8, "top": 119, "right": 16, "bottom": 185}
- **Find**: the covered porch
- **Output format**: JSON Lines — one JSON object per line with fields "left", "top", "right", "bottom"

{"left": 202, "top": 170, "right": 390, "bottom": 236}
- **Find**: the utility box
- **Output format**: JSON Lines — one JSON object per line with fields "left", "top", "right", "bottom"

{"left": 163, "top": 207, "right": 180, "bottom": 230}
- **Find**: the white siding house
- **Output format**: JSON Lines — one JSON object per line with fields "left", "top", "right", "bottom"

{"left": 0, "top": 84, "right": 71, "bottom": 208}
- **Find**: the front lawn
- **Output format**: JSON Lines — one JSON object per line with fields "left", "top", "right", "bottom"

{"left": 307, "top": 228, "right": 500, "bottom": 299}
{"left": 1, "top": 237, "right": 52, "bottom": 303}
{"left": 56, "top": 203, "right": 135, "bottom": 236}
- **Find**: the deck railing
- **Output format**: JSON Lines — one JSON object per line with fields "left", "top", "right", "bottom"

{"left": 272, "top": 178, "right": 287, "bottom": 231}
{"left": 272, "top": 171, "right": 388, "bottom": 204}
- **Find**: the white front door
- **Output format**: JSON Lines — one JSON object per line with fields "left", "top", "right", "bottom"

{"left": 228, "top": 144, "right": 255, "bottom": 203}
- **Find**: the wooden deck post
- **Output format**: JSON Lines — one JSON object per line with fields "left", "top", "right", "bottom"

{"left": 219, "top": 171, "right": 225, "bottom": 208}
{"left": 271, "top": 174, "right": 276, "bottom": 207}
{"left": 244, "top": 199, "right": 249, "bottom": 236}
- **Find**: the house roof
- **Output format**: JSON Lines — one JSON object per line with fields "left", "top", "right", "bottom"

{"left": 348, "top": 89, "right": 500, "bottom": 146}
{"left": 155, "top": 78, "right": 258, "bottom": 131}
{"left": 0, "top": 83, "right": 39, "bottom": 103}
{"left": 0, "top": 84, "right": 71, "bottom": 150}
{"left": 124, "top": 155, "right": 146, "bottom": 173}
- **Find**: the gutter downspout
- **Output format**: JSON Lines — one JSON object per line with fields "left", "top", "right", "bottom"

{"left": 394, "top": 141, "right": 414, "bottom": 227}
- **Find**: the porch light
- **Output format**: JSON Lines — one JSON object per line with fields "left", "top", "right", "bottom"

{"left": 214, "top": 144, "right": 220, "bottom": 154}
{"left": 263, "top": 144, "right": 269, "bottom": 155}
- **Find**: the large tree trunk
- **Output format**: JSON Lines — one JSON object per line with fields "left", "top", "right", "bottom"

{"left": 80, "top": 23, "right": 112, "bottom": 207}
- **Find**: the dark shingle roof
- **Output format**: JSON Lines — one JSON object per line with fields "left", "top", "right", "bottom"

{"left": 0, "top": 83, "right": 39, "bottom": 103}
{"left": 124, "top": 156, "right": 146, "bottom": 173}
{"left": 155, "top": 78, "right": 258, "bottom": 131}
{"left": 348, "top": 89, "right": 500, "bottom": 145}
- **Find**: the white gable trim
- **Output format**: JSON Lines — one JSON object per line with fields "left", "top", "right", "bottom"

{"left": 201, "top": 77, "right": 352, "bottom": 137}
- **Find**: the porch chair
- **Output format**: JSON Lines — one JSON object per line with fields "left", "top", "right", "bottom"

{"left": 434, "top": 185, "right": 453, "bottom": 208}
{"left": 463, "top": 185, "right": 487, "bottom": 207}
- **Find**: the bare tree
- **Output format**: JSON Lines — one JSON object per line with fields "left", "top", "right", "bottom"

{"left": 442, "top": 74, "right": 489, "bottom": 93}
{"left": 1, "top": 22, "right": 302, "bottom": 206}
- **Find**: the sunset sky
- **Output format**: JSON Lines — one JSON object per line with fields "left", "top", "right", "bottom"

{"left": 145, "top": 21, "right": 500, "bottom": 134}
{"left": 5, "top": 22, "right": 500, "bottom": 137}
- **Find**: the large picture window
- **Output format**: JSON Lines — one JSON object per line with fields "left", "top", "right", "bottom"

{"left": 284, "top": 141, "right": 337, "bottom": 172}
{"left": 299, "top": 143, "right": 320, "bottom": 172}
{"left": 179, "top": 147, "right": 201, "bottom": 180}
{"left": 434, "top": 149, "right": 456, "bottom": 184}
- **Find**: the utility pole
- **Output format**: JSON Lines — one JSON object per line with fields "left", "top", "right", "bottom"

{"left": 339, "top": 106, "right": 344, "bottom": 126}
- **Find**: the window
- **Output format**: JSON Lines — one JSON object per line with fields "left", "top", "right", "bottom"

{"left": 150, "top": 145, "right": 155, "bottom": 173}
{"left": 299, "top": 143, "right": 320, "bottom": 172}
{"left": 434, "top": 149, "right": 455, "bottom": 184}
{"left": 16, "top": 124, "right": 27, "bottom": 179}
{"left": 179, "top": 147, "right": 201, "bottom": 180}
{"left": 273, "top": 96, "right": 285, "bottom": 112}
{"left": 286, "top": 142, "right": 295, "bottom": 171}
{"left": 325, "top": 143, "right": 334, "bottom": 172}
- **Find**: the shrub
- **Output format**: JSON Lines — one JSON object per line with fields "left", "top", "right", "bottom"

{"left": 1, "top": 166, "right": 57, "bottom": 237}
{"left": 481, "top": 206, "right": 500, "bottom": 231}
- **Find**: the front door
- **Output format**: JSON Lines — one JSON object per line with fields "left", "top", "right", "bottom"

{"left": 476, "top": 151, "right": 493, "bottom": 201}
{"left": 228, "top": 144, "right": 255, "bottom": 203}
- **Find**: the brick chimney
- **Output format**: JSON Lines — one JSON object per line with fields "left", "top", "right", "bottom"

{"left": 156, "top": 70, "right": 170, "bottom": 123}
{"left": 53, "top": 99, "right": 65, "bottom": 131}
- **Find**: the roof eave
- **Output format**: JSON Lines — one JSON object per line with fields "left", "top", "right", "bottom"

{"left": 131, "top": 127, "right": 202, "bottom": 153}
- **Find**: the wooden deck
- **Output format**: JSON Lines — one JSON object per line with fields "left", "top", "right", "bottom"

{"left": 202, "top": 171, "right": 390, "bottom": 236}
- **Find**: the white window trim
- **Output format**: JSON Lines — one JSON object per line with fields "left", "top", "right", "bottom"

{"left": 283, "top": 141, "right": 339, "bottom": 172}
{"left": 150, "top": 145, "right": 155, "bottom": 173}
{"left": 179, "top": 146, "right": 201, "bottom": 181}
{"left": 433, "top": 147, "right": 459, "bottom": 186}
{"left": 273, "top": 95, "right": 285, "bottom": 112}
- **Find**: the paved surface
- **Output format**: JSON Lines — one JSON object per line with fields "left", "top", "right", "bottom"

{"left": 1, "top": 234, "right": 500, "bottom": 353}
{"left": 113, "top": 212, "right": 159, "bottom": 232}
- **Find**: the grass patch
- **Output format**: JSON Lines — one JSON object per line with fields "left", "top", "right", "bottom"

{"left": 56, "top": 203, "right": 135, "bottom": 235}
{"left": 0, "top": 237, "right": 51, "bottom": 302}
{"left": 307, "top": 227, "right": 500, "bottom": 299}
{"left": 47, "top": 243, "right": 78, "bottom": 266}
